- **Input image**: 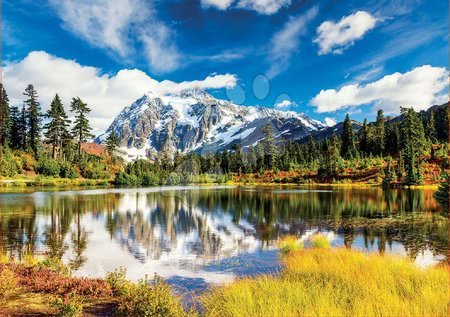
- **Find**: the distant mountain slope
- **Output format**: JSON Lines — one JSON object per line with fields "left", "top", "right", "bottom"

{"left": 298, "top": 121, "right": 362, "bottom": 143}
{"left": 96, "top": 89, "right": 327, "bottom": 160}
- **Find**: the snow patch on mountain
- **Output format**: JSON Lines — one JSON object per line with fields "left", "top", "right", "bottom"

{"left": 97, "top": 89, "right": 326, "bottom": 161}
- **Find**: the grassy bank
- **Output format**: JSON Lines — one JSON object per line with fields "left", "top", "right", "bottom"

{"left": 203, "top": 243, "right": 449, "bottom": 317}
{"left": 1, "top": 235, "right": 448, "bottom": 317}
{"left": 0, "top": 176, "right": 111, "bottom": 188}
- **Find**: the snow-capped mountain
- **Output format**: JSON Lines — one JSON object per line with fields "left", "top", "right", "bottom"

{"left": 96, "top": 89, "right": 326, "bottom": 161}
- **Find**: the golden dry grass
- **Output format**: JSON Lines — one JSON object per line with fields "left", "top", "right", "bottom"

{"left": 202, "top": 248, "right": 449, "bottom": 317}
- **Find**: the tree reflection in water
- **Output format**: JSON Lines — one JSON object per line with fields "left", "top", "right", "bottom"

{"left": 0, "top": 186, "right": 446, "bottom": 276}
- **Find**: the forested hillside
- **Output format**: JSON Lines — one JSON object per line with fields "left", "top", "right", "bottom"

{"left": 0, "top": 84, "right": 448, "bottom": 192}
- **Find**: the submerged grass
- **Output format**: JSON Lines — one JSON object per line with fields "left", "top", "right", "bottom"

{"left": 202, "top": 248, "right": 449, "bottom": 317}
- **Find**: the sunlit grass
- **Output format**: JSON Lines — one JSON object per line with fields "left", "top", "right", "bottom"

{"left": 202, "top": 248, "right": 449, "bottom": 317}
{"left": 278, "top": 236, "right": 303, "bottom": 256}
{"left": 310, "top": 233, "right": 331, "bottom": 249}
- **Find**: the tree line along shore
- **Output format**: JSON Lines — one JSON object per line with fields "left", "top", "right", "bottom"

{"left": 0, "top": 84, "right": 448, "bottom": 210}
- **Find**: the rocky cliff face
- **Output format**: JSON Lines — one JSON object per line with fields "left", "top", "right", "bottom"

{"left": 96, "top": 89, "right": 327, "bottom": 161}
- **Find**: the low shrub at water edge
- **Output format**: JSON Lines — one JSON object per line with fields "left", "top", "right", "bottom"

{"left": 108, "top": 272, "right": 188, "bottom": 317}
{"left": 202, "top": 248, "right": 449, "bottom": 317}
{"left": 50, "top": 292, "right": 84, "bottom": 317}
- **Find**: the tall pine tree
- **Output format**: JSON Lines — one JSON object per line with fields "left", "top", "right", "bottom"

{"left": 70, "top": 97, "right": 93, "bottom": 157}
{"left": 23, "top": 84, "right": 42, "bottom": 155}
{"left": 44, "top": 94, "right": 71, "bottom": 159}
{"left": 358, "top": 118, "right": 368, "bottom": 155}
{"left": 261, "top": 123, "right": 277, "bottom": 170}
{"left": 106, "top": 129, "right": 119, "bottom": 156}
{"left": 0, "top": 84, "right": 11, "bottom": 149}
{"left": 341, "top": 114, "right": 358, "bottom": 159}
{"left": 374, "top": 109, "right": 385, "bottom": 156}
{"left": 425, "top": 111, "right": 437, "bottom": 143}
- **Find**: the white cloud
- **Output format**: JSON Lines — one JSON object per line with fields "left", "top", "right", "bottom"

{"left": 314, "top": 11, "right": 377, "bottom": 55}
{"left": 201, "top": 0, "right": 234, "bottom": 10}
{"left": 267, "top": 6, "right": 318, "bottom": 78}
{"left": 324, "top": 117, "right": 336, "bottom": 126}
{"left": 49, "top": 0, "right": 180, "bottom": 73}
{"left": 311, "top": 65, "right": 448, "bottom": 113}
{"left": 236, "top": 0, "right": 291, "bottom": 15}
{"left": 3, "top": 51, "right": 237, "bottom": 135}
{"left": 201, "top": 0, "right": 291, "bottom": 14}
{"left": 274, "top": 99, "right": 295, "bottom": 109}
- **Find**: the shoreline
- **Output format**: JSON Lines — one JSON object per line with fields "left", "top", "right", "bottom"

{"left": 1, "top": 243, "right": 447, "bottom": 317}
{"left": 0, "top": 177, "right": 439, "bottom": 190}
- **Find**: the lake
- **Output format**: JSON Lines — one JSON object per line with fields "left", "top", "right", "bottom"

{"left": 0, "top": 185, "right": 447, "bottom": 295}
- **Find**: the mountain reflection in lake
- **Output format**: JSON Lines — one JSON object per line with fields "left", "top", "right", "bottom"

{"left": 0, "top": 186, "right": 447, "bottom": 291}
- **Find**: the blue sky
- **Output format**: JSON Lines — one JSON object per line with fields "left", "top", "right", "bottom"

{"left": 2, "top": 0, "right": 448, "bottom": 133}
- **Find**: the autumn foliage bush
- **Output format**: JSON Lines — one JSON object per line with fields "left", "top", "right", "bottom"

{"left": 0, "top": 263, "right": 111, "bottom": 298}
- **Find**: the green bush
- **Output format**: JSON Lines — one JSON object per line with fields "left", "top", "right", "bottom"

{"left": 165, "top": 172, "right": 182, "bottom": 185}
{"left": 37, "top": 157, "right": 61, "bottom": 177}
{"left": 51, "top": 292, "right": 84, "bottom": 317}
{"left": 59, "top": 161, "right": 79, "bottom": 179}
{"left": 40, "top": 256, "right": 70, "bottom": 276}
{"left": 80, "top": 162, "right": 110, "bottom": 179}
{"left": 114, "top": 275, "right": 186, "bottom": 317}
{"left": 141, "top": 172, "right": 160, "bottom": 186}
{"left": 106, "top": 267, "right": 128, "bottom": 296}
{"left": 114, "top": 171, "right": 140, "bottom": 186}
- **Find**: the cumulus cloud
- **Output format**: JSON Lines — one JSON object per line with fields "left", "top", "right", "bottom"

{"left": 274, "top": 99, "right": 295, "bottom": 109}
{"left": 201, "top": 0, "right": 291, "bottom": 14}
{"left": 2, "top": 51, "right": 237, "bottom": 134}
{"left": 49, "top": 0, "right": 180, "bottom": 73}
{"left": 267, "top": 6, "right": 318, "bottom": 78}
{"left": 201, "top": 0, "right": 234, "bottom": 10}
{"left": 324, "top": 117, "right": 337, "bottom": 126}
{"left": 314, "top": 11, "right": 378, "bottom": 55}
{"left": 311, "top": 65, "right": 448, "bottom": 113}
{"left": 236, "top": 0, "right": 291, "bottom": 15}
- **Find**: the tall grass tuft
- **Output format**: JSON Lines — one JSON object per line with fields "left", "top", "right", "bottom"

{"left": 202, "top": 248, "right": 449, "bottom": 317}
{"left": 310, "top": 233, "right": 331, "bottom": 249}
{"left": 278, "top": 236, "right": 303, "bottom": 256}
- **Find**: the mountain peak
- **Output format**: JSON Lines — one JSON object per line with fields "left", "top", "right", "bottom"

{"left": 99, "top": 90, "right": 327, "bottom": 161}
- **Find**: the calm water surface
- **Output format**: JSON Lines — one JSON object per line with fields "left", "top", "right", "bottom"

{"left": 0, "top": 185, "right": 447, "bottom": 293}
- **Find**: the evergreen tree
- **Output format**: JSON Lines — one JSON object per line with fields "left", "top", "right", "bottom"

{"left": 70, "top": 97, "right": 94, "bottom": 157}
{"left": 396, "top": 150, "right": 404, "bottom": 180}
{"left": 400, "top": 107, "right": 426, "bottom": 159}
{"left": 9, "top": 106, "right": 22, "bottom": 149}
{"left": 261, "top": 123, "right": 277, "bottom": 170}
{"left": 106, "top": 129, "right": 119, "bottom": 156}
{"left": 359, "top": 118, "right": 368, "bottom": 155}
{"left": 382, "top": 157, "right": 396, "bottom": 187}
{"left": 23, "top": 84, "right": 42, "bottom": 155}
{"left": 0, "top": 84, "right": 11, "bottom": 148}
{"left": 44, "top": 94, "right": 71, "bottom": 159}
{"left": 425, "top": 111, "right": 437, "bottom": 143}
{"left": 384, "top": 123, "right": 399, "bottom": 155}
{"left": 230, "top": 143, "right": 244, "bottom": 174}
{"left": 307, "top": 135, "right": 318, "bottom": 163}
{"left": 435, "top": 104, "right": 449, "bottom": 142}
{"left": 404, "top": 145, "right": 419, "bottom": 185}
{"left": 19, "top": 105, "right": 27, "bottom": 150}
{"left": 374, "top": 109, "right": 385, "bottom": 156}
{"left": 341, "top": 114, "right": 358, "bottom": 159}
